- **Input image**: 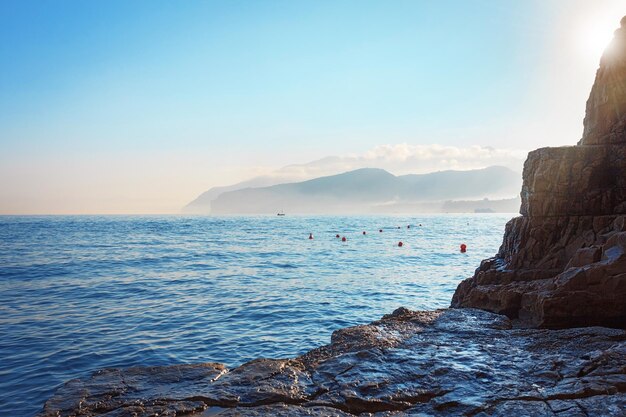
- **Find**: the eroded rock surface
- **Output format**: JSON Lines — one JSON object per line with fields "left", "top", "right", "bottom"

{"left": 38, "top": 308, "right": 626, "bottom": 416}
{"left": 452, "top": 17, "right": 626, "bottom": 329}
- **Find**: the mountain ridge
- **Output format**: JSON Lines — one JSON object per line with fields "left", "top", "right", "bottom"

{"left": 187, "top": 165, "right": 521, "bottom": 215}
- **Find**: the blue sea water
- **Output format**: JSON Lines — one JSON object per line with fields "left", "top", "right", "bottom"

{"left": 0, "top": 214, "right": 514, "bottom": 416}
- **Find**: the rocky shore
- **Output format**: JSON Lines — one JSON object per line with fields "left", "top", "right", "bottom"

{"left": 38, "top": 16, "right": 626, "bottom": 417}
{"left": 37, "top": 308, "right": 626, "bottom": 416}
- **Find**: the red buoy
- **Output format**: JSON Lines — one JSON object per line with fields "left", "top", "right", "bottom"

{"left": 336, "top": 234, "right": 340, "bottom": 238}
{"left": 379, "top": 229, "right": 383, "bottom": 233}
{"left": 342, "top": 236, "right": 347, "bottom": 242}
{"left": 309, "top": 233, "right": 313, "bottom": 240}
{"left": 398, "top": 241, "right": 403, "bottom": 247}
{"left": 362, "top": 231, "right": 366, "bottom": 235}
{"left": 460, "top": 243, "right": 467, "bottom": 253}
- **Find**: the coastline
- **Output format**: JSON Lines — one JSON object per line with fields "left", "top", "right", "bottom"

{"left": 37, "top": 15, "right": 626, "bottom": 417}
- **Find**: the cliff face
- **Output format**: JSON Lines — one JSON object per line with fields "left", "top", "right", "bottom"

{"left": 452, "top": 17, "right": 626, "bottom": 328}
{"left": 580, "top": 16, "right": 626, "bottom": 146}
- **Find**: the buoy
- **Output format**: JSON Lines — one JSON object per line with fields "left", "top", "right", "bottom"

{"left": 398, "top": 241, "right": 403, "bottom": 247}
{"left": 379, "top": 229, "right": 383, "bottom": 233}
{"left": 309, "top": 233, "right": 313, "bottom": 240}
{"left": 397, "top": 226, "right": 400, "bottom": 229}
{"left": 362, "top": 231, "right": 366, "bottom": 235}
{"left": 460, "top": 243, "right": 467, "bottom": 253}
{"left": 419, "top": 224, "right": 422, "bottom": 227}
{"left": 342, "top": 236, "right": 347, "bottom": 242}
{"left": 407, "top": 225, "right": 411, "bottom": 229}
{"left": 336, "top": 234, "right": 340, "bottom": 238}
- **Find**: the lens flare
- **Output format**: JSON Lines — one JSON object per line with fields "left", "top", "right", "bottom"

{"left": 579, "top": 13, "right": 622, "bottom": 62}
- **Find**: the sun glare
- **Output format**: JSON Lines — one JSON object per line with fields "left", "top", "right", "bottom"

{"left": 580, "top": 12, "right": 622, "bottom": 62}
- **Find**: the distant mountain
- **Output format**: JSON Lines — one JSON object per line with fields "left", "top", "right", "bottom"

{"left": 183, "top": 155, "right": 367, "bottom": 213}
{"left": 193, "top": 166, "right": 521, "bottom": 215}
{"left": 184, "top": 176, "right": 286, "bottom": 213}
{"left": 183, "top": 147, "right": 526, "bottom": 213}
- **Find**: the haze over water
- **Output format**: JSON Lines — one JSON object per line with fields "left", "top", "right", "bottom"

{"left": 1, "top": 214, "right": 510, "bottom": 416}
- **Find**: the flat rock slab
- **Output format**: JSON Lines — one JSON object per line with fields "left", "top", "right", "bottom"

{"left": 38, "top": 308, "right": 626, "bottom": 416}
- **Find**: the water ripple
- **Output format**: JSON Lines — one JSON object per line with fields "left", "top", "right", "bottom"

{"left": 0, "top": 214, "right": 512, "bottom": 416}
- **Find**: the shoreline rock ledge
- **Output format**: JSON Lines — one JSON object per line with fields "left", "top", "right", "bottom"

{"left": 39, "top": 17, "right": 626, "bottom": 417}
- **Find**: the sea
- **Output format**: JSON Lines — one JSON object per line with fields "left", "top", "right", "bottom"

{"left": 0, "top": 214, "right": 514, "bottom": 416}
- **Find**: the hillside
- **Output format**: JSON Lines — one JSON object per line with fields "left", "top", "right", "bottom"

{"left": 203, "top": 166, "right": 521, "bottom": 214}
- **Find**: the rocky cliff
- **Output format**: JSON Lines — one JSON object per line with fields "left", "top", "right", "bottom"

{"left": 452, "top": 17, "right": 626, "bottom": 329}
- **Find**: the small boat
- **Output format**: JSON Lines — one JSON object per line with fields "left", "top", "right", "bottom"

{"left": 277, "top": 212, "right": 285, "bottom": 216}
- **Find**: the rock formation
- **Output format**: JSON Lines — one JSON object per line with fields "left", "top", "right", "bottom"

{"left": 36, "top": 308, "right": 626, "bottom": 416}
{"left": 452, "top": 17, "right": 626, "bottom": 329}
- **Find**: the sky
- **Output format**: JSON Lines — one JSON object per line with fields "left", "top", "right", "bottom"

{"left": 0, "top": 0, "right": 624, "bottom": 214}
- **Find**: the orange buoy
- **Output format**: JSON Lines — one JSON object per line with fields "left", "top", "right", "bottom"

{"left": 309, "top": 233, "right": 313, "bottom": 239}
{"left": 460, "top": 243, "right": 467, "bottom": 253}
{"left": 342, "top": 236, "right": 347, "bottom": 242}
{"left": 398, "top": 241, "right": 403, "bottom": 247}
{"left": 362, "top": 231, "right": 366, "bottom": 235}
{"left": 379, "top": 229, "right": 383, "bottom": 232}
{"left": 336, "top": 234, "right": 340, "bottom": 238}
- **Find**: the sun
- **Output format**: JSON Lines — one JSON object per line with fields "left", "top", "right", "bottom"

{"left": 579, "top": 11, "right": 623, "bottom": 62}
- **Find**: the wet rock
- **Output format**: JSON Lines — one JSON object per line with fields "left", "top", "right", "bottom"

{"left": 38, "top": 308, "right": 626, "bottom": 416}
{"left": 452, "top": 16, "right": 626, "bottom": 329}
{"left": 39, "top": 363, "right": 227, "bottom": 416}
{"left": 207, "top": 404, "right": 356, "bottom": 416}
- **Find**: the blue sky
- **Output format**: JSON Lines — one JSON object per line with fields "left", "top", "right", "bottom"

{"left": 0, "top": 0, "right": 623, "bottom": 213}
